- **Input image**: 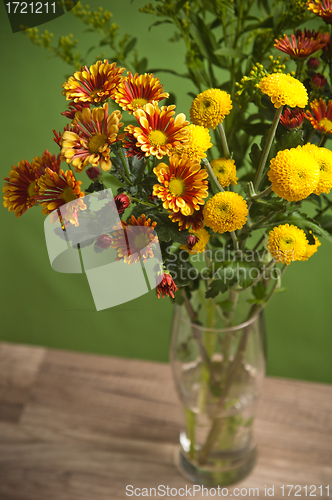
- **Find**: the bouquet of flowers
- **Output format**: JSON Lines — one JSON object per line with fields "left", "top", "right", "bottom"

{"left": 4, "top": 0, "right": 332, "bottom": 486}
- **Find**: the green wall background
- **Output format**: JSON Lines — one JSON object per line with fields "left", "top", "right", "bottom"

{"left": 0, "top": 0, "right": 331, "bottom": 383}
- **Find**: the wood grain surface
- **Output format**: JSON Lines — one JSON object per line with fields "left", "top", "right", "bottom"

{"left": 0, "top": 342, "right": 331, "bottom": 500}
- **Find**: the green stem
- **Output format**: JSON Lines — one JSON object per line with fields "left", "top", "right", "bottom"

{"left": 185, "top": 408, "right": 196, "bottom": 460}
{"left": 250, "top": 185, "right": 272, "bottom": 201}
{"left": 318, "top": 134, "right": 327, "bottom": 147}
{"left": 117, "top": 145, "right": 132, "bottom": 184}
{"left": 230, "top": 231, "right": 239, "bottom": 251}
{"left": 130, "top": 197, "right": 156, "bottom": 207}
{"left": 217, "top": 123, "right": 231, "bottom": 159}
{"left": 203, "top": 158, "right": 225, "bottom": 192}
{"left": 253, "top": 106, "right": 283, "bottom": 191}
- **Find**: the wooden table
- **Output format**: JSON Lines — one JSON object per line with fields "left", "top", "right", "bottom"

{"left": 0, "top": 342, "right": 331, "bottom": 500}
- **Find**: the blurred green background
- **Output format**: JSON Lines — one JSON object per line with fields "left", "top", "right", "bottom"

{"left": 0, "top": 0, "right": 331, "bottom": 383}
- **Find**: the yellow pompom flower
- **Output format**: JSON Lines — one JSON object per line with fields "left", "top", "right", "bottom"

{"left": 180, "top": 227, "right": 210, "bottom": 254}
{"left": 259, "top": 73, "right": 308, "bottom": 108}
{"left": 268, "top": 147, "right": 319, "bottom": 201}
{"left": 175, "top": 124, "right": 212, "bottom": 159}
{"left": 301, "top": 143, "right": 332, "bottom": 195}
{"left": 267, "top": 224, "right": 308, "bottom": 264}
{"left": 211, "top": 158, "right": 238, "bottom": 187}
{"left": 300, "top": 232, "right": 321, "bottom": 261}
{"left": 203, "top": 191, "right": 248, "bottom": 234}
{"left": 190, "top": 89, "right": 232, "bottom": 130}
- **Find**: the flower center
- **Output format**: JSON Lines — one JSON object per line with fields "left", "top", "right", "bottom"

{"left": 148, "top": 130, "right": 167, "bottom": 146}
{"left": 319, "top": 118, "right": 332, "bottom": 132}
{"left": 134, "top": 232, "right": 150, "bottom": 251}
{"left": 28, "top": 181, "right": 36, "bottom": 198}
{"left": 217, "top": 202, "right": 230, "bottom": 216}
{"left": 131, "top": 98, "right": 148, "bottom": 107}
{"left": 280, "top": 236, "right": 295, "bottom": 250}
{"left": 169, "top": 178, "right": 185, "bottom": 196}
{"left": 88, "top": 133, "right": 108, "bottom": 154}
{"left": 62, "top": 186, "right": 77, "bottom": 204}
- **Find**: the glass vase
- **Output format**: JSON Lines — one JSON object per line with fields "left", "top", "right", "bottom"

{"left": 170, "top": 289, "right": 266, "bottom": 487}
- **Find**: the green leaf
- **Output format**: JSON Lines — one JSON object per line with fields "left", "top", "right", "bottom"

{"left": 145, "top": 212, "right": 189, "bottom": 244}
{"left": 148, "top": 20, "right": 173, "bottom": 31}
{"left": 123, "top": 37, "right": 137, "bottom": 56}
{"left": 249, "top": 143, "right": 261, "bottom": 170}
{"left": 129, "top": 156, "right": 146, "bottom": 183}
{"left": 252, "top": 282, "right": 267, "bottom": 300}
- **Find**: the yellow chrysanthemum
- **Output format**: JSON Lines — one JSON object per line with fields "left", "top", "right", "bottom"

{"left": 268, "top": 147, "right": 319, "bottom": 201}
{"left": 180, "top": 227, "right": 210, "bottom": 254}
{"left": 190, "top": 89, "right": 232, "bottom": 130}
{"left": 259, "top": 73, "right": 308, "bottom": 108}
{"left": 203, "top": 191, "right": 248, "bottom": 234}
{"left": 301, "top": 232, "right": 321, "bottom": 260}
{"left": 174, "top": 124, "right": 212, "bottom": 159}
{"left": 211, "top": 158, "right": 238, "bottom": 187}
{"left": 301, "top": 143, "right": 332, "bottom": 195}
{"left": 267, "top": 224, "right": 309, "bottom": 264}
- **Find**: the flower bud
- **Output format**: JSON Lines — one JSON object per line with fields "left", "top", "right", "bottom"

{"left": 86, "top": 166, "right": 101, "bottom": 180}
{"left": 95, "top": 234, "right": 112, "bottom": 251}
{"left": 114, "top": 193, "right": 130, "bottom": 215}
{"left": 311, "top": 73, "right": 327, "bottom": 90}
{"left": 307, "top": 57, "right": 319, "bottom": 70}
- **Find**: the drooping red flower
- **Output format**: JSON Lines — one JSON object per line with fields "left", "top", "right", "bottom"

{"left": 280, "top": 107, "right": 305, "bottom": 129}
{"left": 114, "top": 193, "right": 130, "bottom": 214}
{"left": 186, "top": 234, "right": 199, "bottom": 250}
{"left": 156, "top": 273, "right": 178, "bottom": 299}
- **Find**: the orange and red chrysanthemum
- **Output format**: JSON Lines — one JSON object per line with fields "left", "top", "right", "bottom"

{"left": 153, "top": 155, "right": 209, "bottom": 217}
{"left": 32, "top": 150, "right": 62, "bottom": 178}
{"left": 305, "top": 98, "right": 332, "bottom": 134}
{"left": 3, "top": 160, "right": 39, "bottom": 217}
{"left": 53, "top": 124, "right": 71, "bottom": 148}
{"left": 280, "top": 107, "right": 305, "bottom": 129}
{"left": 274, "top": 30, "right": 327, "bottom": 59}
{"left": 62, "top": 60, "right": 125, "bottom": 104}
{"left": 61, "top": 103, "right": 124, "bottom": 172}
{"left": 307, "top": 0, "right": 332, "bottom": 24}
{"left": 37, "top": 168, "right": 86, "bottom": 227}
{"left": 122, "top": 130, "right": 146, "bottom": 159}
{"left": 111, "top": 214, "right": 158, "bottom": 265}
{"left": 61, "top": 102, "right": 91, "bottom": 124}
{"left": 169, "top": 205, "right": 205, "bottom": 231}
{"left": 113, "top": 72, "right": 169, "bottom": 113}
{"left": 126, "top": 103, "right": 189, "bottom": 159}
